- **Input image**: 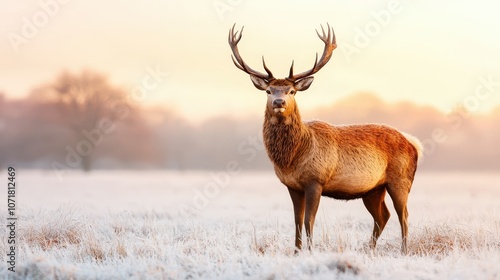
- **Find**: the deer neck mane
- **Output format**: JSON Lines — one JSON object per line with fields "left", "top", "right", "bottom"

{"left": 263, "top": 105, "right": 311, "bottom": 170}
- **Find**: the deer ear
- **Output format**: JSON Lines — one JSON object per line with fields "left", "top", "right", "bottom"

{"left": 250, "top": 75, "right": 269, "bottom": 91}
{"left": 295, "top": 77, "right": 314, "bottom": 91}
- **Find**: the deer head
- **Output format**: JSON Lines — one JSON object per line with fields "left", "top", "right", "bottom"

{"left": 229, "top": 24, "right": 336, "bottom": 117}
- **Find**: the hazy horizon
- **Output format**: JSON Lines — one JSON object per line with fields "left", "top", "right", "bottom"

{"left": 3, "top": 87, "right": 499, "bottom": 172}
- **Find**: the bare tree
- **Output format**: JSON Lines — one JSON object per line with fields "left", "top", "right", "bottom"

{"left": 33, "top": 70, "right": 131, "bottom": 171}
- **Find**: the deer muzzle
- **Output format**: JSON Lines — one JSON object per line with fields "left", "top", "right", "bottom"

{"left": 272, "top": 99, "right": 286, "bottom": 113}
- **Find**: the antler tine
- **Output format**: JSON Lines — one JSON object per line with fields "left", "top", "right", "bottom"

{"left": 228, "top": 24, "right": 274, "bottom": 81}
{"left": 315, "top": 24, "right": 327, "bottom": 44}
{"left": 231, "top": 55, "right": 245, "bottom": 72}
{"left": 229, "top": 25, "right": 242, "bottom": 71}
{"left": 289, "top": 23, "right": 337, "bottom": 81}
{"left": 262, "top": 57, "right": 274, "bottom": 78}
{"left": 316, "top": 23, "right": 334, "bottom": 44}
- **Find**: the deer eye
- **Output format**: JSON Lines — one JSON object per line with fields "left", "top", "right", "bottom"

{"left": 290, "top": 90, "right": 296, "bottom": 95}
{"left": 266, "top": 90, "right": 271, "bottom": 94}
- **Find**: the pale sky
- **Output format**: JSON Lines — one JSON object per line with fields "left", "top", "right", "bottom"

{"left": 1, "top": 0, "right": 500, "bottom": 122}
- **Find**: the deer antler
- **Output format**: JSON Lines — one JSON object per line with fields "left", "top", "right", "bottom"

{"left": 287, "top": 23, "right": 336, "bottom": 82}
{"left": 228, "top": 24, "right": 274, "bottom": 81}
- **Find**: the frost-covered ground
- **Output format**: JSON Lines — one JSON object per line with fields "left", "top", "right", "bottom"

{"left": 1, "top": 170, "right": 499, "bottom": 279}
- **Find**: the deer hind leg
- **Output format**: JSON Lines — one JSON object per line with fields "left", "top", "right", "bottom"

{"left": 287, "top": 188, "right": 305, "bottom": 252}
{"left": 362, "top": 185, "right": 390, "bottom": 250}
{"left": 386, "top": 181, "right": 411, "bottom": 254}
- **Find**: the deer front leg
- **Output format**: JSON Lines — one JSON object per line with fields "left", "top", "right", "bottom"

{"left": 287, "top": 187, "right": 305, "bottom": 252}
{"left": 304, "top": 184, "right": 322, "bottom": 251}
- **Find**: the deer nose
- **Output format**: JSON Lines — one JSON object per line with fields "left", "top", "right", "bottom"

{"left": 273, "top": 99, "right": 286, "bottom": 108}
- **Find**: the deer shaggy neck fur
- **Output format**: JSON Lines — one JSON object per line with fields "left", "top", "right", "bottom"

{"left": 263, "top": 106, "right": 311, "bottom": 170}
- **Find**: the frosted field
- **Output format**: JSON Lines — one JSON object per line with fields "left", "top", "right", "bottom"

{"left": 1, "top": 170, "right": 499, "bottom": 279}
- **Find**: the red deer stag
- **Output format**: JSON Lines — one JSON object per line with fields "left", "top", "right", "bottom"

{"left": 228, "top": 24, "right": 422, "bottom": 254}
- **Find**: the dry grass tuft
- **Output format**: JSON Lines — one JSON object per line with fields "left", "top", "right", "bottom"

{"left": 21, "top": 207, "right": 88, "bottom": 250}
{"left": 83, "top": 233, "right": 107, "bottom": 262}
{"left": 113, "top": 239, "right": 128, "bottom": 259}
{"left": 408, "top": 224, "right": 484, "bottom": 257}
{"left": 252, "top": 228, "right": 288, "bottom": 256}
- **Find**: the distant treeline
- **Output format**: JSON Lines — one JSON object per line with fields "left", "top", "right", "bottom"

{"left": 1, "top": 70, "right": 499, "bottom": 172}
